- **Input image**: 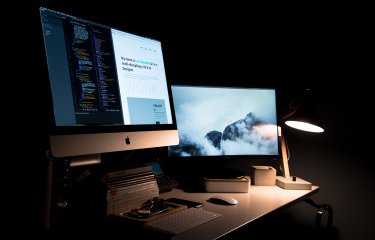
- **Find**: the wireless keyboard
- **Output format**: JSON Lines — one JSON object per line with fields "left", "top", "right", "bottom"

{"left": 143, "top": 207, "right": 221, "bottom": 235}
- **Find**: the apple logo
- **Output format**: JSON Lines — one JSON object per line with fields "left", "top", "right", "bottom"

{"left": 125, "top": 136, "right": 131, "bottom": 145}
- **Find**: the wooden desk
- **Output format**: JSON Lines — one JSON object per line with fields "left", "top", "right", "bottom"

{"left": 156, "top": 185, "right": 319, "bottom": 240}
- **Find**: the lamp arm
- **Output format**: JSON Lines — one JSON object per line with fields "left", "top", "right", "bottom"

{"left": 280, "top": 131, "right": 290, "bottom": 179}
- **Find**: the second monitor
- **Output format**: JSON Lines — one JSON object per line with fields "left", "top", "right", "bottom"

{"left": 169, "top": 85, "right": 279, "bottom": 159}
{"left": 168, "top": 85, "right": 280, "bottom": 181}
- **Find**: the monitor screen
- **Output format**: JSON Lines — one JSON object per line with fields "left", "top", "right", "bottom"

{"left": 168, "top": 85, "right": 279, "bottom": 159}
{"left": 40, "top": 7, "right": 178, "bottom": 165}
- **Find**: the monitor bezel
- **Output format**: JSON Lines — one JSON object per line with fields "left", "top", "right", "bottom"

{"left": 167, "top": 84, "right": 281, "bottom": 162}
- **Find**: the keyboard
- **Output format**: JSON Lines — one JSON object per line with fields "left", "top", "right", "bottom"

{"left": 143, "top": 207, "right": 221, "bottom": 235}
{"left": 155, "top": 174, "right": 179, "bottom": 193}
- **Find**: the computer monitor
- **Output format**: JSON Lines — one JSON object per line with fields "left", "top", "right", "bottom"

{"left": 168, "top": 85, "right": 279, "bottom": 174}
{"left": 40, "top": 7, "right": 178, "bottom": 166}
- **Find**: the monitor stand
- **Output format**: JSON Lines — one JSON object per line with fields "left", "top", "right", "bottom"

{"left": 69, "top": 154, "right": 101, "bottom": 167}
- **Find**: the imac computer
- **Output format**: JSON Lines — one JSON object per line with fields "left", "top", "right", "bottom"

{"left": 39, "top": 7, "right": 179, "bottom": 166}
{"left": 168, "top": 85, "right": 280, "bottom": 177}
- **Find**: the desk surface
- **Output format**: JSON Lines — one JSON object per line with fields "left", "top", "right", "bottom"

{"left": 158, "top": 185, "right": 319, "bottom": 240}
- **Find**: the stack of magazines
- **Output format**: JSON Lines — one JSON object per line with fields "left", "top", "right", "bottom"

{"left": 103, "top": 165, "right": 159, "bottom": 216}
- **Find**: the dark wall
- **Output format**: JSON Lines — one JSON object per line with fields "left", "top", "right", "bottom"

{"left": 15, "top": 1, "right": 372, "bottom": 239}
{"left": 282, "top": 86, "right": 373, "bottom": 240}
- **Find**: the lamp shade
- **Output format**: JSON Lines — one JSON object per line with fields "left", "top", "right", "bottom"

{"left": 284, "top": 89, "right": 324, "bottom": 133}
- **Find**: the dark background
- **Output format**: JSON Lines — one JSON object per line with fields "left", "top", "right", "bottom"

{"left": 8, "top": 1, "right": 372, "bottom": 239}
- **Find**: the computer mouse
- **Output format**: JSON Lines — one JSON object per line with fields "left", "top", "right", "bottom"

{"left": 208, "top": 195, "right": 238, "bottom": 205}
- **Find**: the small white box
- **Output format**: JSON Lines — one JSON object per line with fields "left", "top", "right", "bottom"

{"left": 203, "top": 176, "right": 251, "bottom": 193}
{"left": 251, "top": 166, "right": 276, "bottom": 186}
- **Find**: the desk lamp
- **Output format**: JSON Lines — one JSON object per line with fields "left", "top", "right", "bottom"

{"left": 276, "top": 89, "right": 324, "bottom": 190}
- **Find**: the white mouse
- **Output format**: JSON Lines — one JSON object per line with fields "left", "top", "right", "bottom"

{"left": 208, "top": 195, "right": 238, "bottom": 205}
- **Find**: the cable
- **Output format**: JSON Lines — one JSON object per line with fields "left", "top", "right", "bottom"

{"left": 304, "top": 198, "right": 333, "bottom": 229}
